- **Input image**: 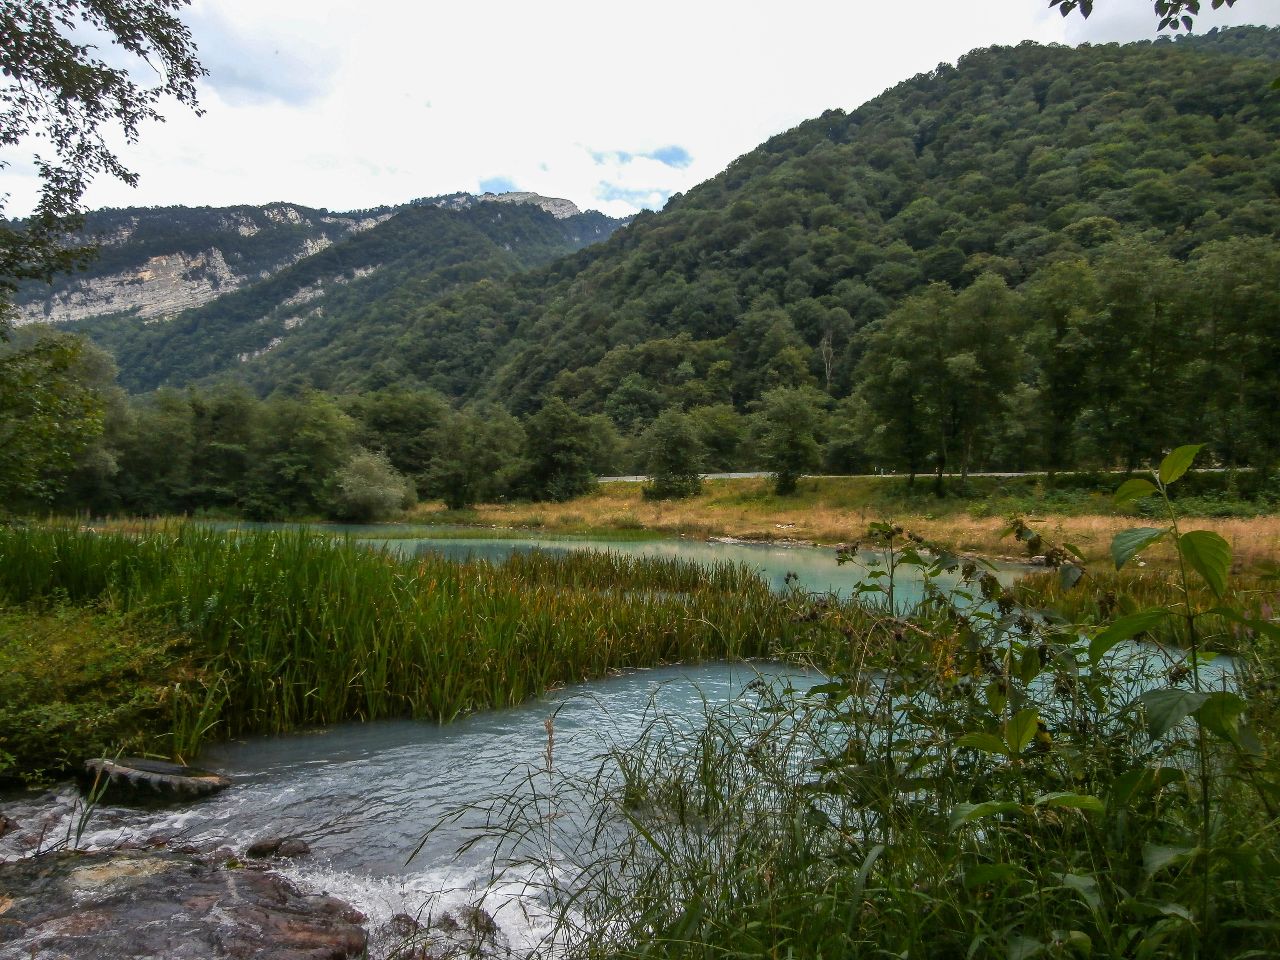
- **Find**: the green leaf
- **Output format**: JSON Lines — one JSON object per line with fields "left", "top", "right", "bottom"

{"left": 1138, "top": 688, "right": 1208, "bottom": 740}
{"left": 1059, "top": 563, "right": 1085, "bottom": 590}
{"left": 1089, "top": 609, "right": 1171, "bottom": 664}
{"left": 1143, "top": 844, "right": 1197, "bottom": 876}
{"left": 1108, "top": 766, "right": 1183, "bottom": 809}
{"left": 1111, "top": 527, "right": 1168, "bottom": 570}
{"left": 955, "top": 732, "right": 1010, "bottom": 756}
{"left": 1063, "top": 542, "right": 1086, "bottom": 562}
{"left": 1035, "top": 792, "right": 1104, "bottom": 814}
{"left": 1177, "top": 530, "right": 1231, "bottom": 597}
{"left": 949, "top": 801, "right": 1021, "bottom": 831}
{"left": 1007, "top": 936, "right": 1045, "bottom": 960}
{"left": 1159, "top": 444, "right": 1203, "bottom": 486}
{"left": 1196, "top": 690, "right": 1246, "bottom": 742}
{"left": 964, "top": 863, "right": 1023, "bottom": 887}
{"left": 1060, "top": 872, "right": 1102, "bottom": 912}
{"left": 1006, "top": 709, "right": 1039, "bottom": 754}
{"left": 1114, "top": 477, "right": 1158, "bottom": 505}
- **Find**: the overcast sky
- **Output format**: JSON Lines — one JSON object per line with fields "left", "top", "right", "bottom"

{"left": 5, "top": 0, "right": 1280, "bottom": 218}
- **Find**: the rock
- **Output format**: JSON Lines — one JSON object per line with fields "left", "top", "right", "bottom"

{"left": 245, "top": 836, "right": 283, "bottom": 858}
{"left": 0, "top": 849, "right": 366, "bottom": 959}
{"left": 277, "top": 838, "right": 311, "bottom": 859}
{"left": 387, "top": 913, "right": 423, "bottom": 939}
{"left": 84, "top": 757, "right": 232, "bottom": 800}
{"left": 246, "top": 836, "right": 309, "bottom": 859}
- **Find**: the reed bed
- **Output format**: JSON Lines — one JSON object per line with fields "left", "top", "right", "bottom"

{"left": 0, "top": 525, "right": 842, "bottom": 757}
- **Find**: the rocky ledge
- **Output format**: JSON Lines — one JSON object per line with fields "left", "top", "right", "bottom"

{"left": 0, "top": 848, "right": 367, "bottom": 959}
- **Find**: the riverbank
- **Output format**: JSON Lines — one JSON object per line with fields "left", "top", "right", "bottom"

{"left": 404, "top": 474, "right": 1280, "bottom": 571}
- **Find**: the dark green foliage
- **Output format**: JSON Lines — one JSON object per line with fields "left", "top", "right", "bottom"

{"left": 0, "top": 327, "right": 104, "bottom": 508}
{"left": 641, "top": 408, "right": 704, "bottom": 500}
{"left": 0, "top": 0, "right": 203, "bottom": 330}
{"left": 422, "top": 406, "right": 526, "bottom": 510}
{"left": 0, "top": 605, "right": 190, "bottom": 784}
{"left": 345, "top": 27, "right": 1280, "bottom": 442}
{"left": 755, "top": 387, "right": 824, "bottom": 495}
{"left": 520, "top": 397, "right": 601, "bottom": 501}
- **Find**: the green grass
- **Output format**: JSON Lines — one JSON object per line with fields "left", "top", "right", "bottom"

{"left": 468, "top": 538, "right": 1280, "bottom": 960}
{"left": 0, "top": 524, "right": 852, "bottom": 778}
{"left": 0, "top": 605, "right": 195, "bottom": 783}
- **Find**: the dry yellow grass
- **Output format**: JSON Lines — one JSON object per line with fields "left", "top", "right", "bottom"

{"left": 406, "top": 477, "right": 1280, "bottom": 572}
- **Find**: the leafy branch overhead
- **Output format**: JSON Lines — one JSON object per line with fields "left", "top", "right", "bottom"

{"left": 1051, "top": 0, "right": 1239, "bottom": 32}
{"left": 0, "top": 0, "right": 205, "bottom": 324}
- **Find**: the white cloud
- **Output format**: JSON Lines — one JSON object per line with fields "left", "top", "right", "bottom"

{"left": 3, "top": 0, "right": 1278, "bottom": 218}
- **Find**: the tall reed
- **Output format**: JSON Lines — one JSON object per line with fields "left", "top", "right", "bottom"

{"left": 0, "top": 525, "right": 847, "bottom": 755}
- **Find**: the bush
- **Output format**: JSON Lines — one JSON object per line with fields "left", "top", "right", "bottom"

{"left": 327, "top": 448, "right": 415, "bottom": 522}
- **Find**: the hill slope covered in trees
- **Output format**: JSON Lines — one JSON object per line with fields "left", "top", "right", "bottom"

{"left": 327, "top": 26, "right": 1278, "bottom": 475}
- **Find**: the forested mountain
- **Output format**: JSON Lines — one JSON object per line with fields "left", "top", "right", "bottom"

{"left": 25, "top": 25, "right": 1280, "bottom": 511}
{"left": 326, "top": 26, "right": 1275, "bottom": 475}
{"left": 58, "top": 200, "right": 622, "bottom": 392}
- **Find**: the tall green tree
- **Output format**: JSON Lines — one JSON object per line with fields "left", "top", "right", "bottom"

{"left": 521, "top": 397, "right": 599, "bottom": 502}
{"left": 641, "top": 408, "right": 705, "bottom": 500}
{"left": 755, "top": 388, "right": 824, "bottom": 495}
{"left": 0, "top": 328, "right": 103, "bottom": 507}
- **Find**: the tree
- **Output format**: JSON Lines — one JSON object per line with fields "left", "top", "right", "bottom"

{"left": 0, "top": 327, "right": 104, "bottom": 508}
{"left": 1, "top": 0, "right": 204, "bottom": 327}
{"left": 328, "top": 449, "right": 415, "bottom": 523}
{"left": 641, "top": 408, "right": 704, "bottom": 500}
{"left": 424, "top": 407, "right": 526, "bottom": 510}
{"left": 755, "top": 388, "right": 824, "bottom": 496}
{"left": 521, "top": 398, "right": 598, "bottom": 502}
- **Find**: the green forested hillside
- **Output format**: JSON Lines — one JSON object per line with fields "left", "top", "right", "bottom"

{"left": 340, "top": 27, "right": 1279, "bottom": 474}
{"left": 65, "top": 201, "right": 623, "bottom": 393}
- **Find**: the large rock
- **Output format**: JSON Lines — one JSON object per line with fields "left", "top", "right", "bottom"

{"left": 0, "top": 849, "right": 366, "bottom": 959}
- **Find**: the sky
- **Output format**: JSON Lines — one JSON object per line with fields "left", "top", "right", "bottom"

{"left": 5, "top": 0, "right": 1280, "bottom": 219}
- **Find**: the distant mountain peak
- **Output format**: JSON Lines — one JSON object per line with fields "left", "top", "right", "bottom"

{"left": 426, "top": 191, "right": 582, "bottom": 219}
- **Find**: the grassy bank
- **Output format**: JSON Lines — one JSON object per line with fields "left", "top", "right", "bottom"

{"left": 405, "top": 474, "right": 1280, "bottom": 571}
{"left": 470, "top": 517, "right": 1280, "bottom": 960}
{"left": 0, "top": 524, "right": 847, "bottom": 784}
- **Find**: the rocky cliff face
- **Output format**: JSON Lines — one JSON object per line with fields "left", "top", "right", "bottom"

{"left": 14, "top": 193, "right": 596, "bottom": 329}
{"left": 428, "top": 190, "right": 582, "bottom": 219}
{"left": 14, "top": 204, "right": 390, "bottom": 327}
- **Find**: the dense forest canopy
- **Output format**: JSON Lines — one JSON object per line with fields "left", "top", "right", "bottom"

{"left": 10, "top": 26, "right": 1280, "bottom": 513}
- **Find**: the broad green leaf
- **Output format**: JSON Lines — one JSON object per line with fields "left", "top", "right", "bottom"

{"left": 1114, "top": 477, "right": 1158, "bottom": 505}
{"left": 1143, "top": 844, "right": 1197, "bottom": 876}
{"left": 955, "top": 732, "right": 1010, "bottom": 756}
{"left": 1111, "top": 526, "right": 1168, "bottom": 570}
{"left": 1059, "top": 563, "right": 1085, "bottom": 590}
{"left": 1159, "top": 444, "right": 1203, "bottom": 486}
{"left": 1060, "top": 872, "right": 1101, "bottom": 912}
{"left": 1138, "top": 688, "right": 1208, "bottom": 740}
{"left": 1020, "top": 644, "right": 1043, "bottom": 685}
{"left": 1108, "top": 766, "right": 1183, "bottom": 809}
{"left": 1035, "top": 792, "right": 1104, "bottom": 814}
{"left": 1063, "top": 542, "right": 1086, "bottom": 562}
{"left": 949, "top": 800, "right": 1021, "bottom": 831}
{"left": 964, "top": 863, "right": 1023, "bottom": 887}
{"left": 1178, "top": 529, "right": 1231, "bottom": 597}
{"left": 1089, "top": 609, "right": 1171, "bottom": 664}
{"left": 1007, "top": 936, "right": 1045, "bottom": 960}
{"left": 1006, "top": 709, "right": 1039, "bottom": 754}
{"left": 1196, "top": 690, "right": 1246, "bottom": 742}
